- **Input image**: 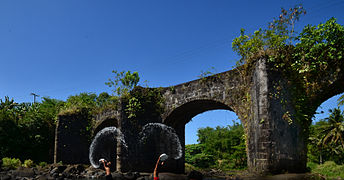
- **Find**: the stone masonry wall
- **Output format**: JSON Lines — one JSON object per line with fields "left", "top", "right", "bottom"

{"left": 54, "top": 110, "right": 90, "bottom": 164}
{"left": 248, "top": 58, "right": 307, "bottom": 174}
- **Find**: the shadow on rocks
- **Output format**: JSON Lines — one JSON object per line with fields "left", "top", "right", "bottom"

{"left": 187, "top": 170, "right": 203, "bottom": 180}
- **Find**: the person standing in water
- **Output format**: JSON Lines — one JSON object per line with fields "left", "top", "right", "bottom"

{"left": 154, "top": 154, "right": 168, "bottom": 180}
{"left": 101, "top": 159, "right": 113, "bottom": 180}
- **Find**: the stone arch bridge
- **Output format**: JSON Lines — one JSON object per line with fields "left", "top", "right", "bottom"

{"left": 54, "top": 58, "right": 344, "bottom": 174}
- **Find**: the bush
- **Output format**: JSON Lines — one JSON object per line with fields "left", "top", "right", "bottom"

{"left": 215, "top": 159, "right": 233, "bottom": 171}
{"left": 23, "top": 159, "right": 34, "bottom": 168}
{"left": 189, "top": 153, "right": 214, "bottom": 169}
{"left": 307, "top": 161, "right": 318, "bottom": 170}
{"left": 2, "top": 157, "right": 22, "bottom": 169}
{"left": 38, "top": 161, "right": 47, "bottom": 168}
{"left": 310, "top": 161, "right": 344, "bottom": 179}
{"left": 185, "top": 163, "right": 199, "bottom": 173}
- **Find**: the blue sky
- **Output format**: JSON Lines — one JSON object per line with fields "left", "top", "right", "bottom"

{"left": 1, "top": 0, "right": 343, "bottom": 144}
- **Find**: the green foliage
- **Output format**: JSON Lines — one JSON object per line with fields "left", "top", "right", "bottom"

{"left": 63, "top": 92, "right": 97, "bottom": 111}
{"left": 39, "top": 97, "right": 65, "bottom": 123}
{"left": 23, "top": 159, "right": 34, "bottom": 168}
{"left": 61, "top": 92, "right": 119, "bottom": 116}
{"left": 106, "top": 70, "right": 140, "bottom": 96}
{"left": 38, "top": 161, "right": 47, "bottom": 168}
{"left": 232, "top": 5, "right": 305, "bottom": 65}
{"left": 185, "top": 163, "right": 199, "bottom": 173}
{"left": 0, "top": 97, "right": 65, "bottom": 162}
{"left": 125, "top": 87, "right": 165, "bottom": 119}
{"left": 319, "top": 108, "right": 344, "bottom": 149}
{"left": 293, "top": 17, "right": 344, "bottom": 81}
{"left": 0, "top": 70, "right": 141, "bottom": 163}
{"left": 338, "top": 94, "right": 344, "bottom": 107}
{"left": 96, "top": 92, "right": 119, "bottom": 108}
{"left": 126, "top": 97, "right": 141, "bottom": 118}
{"left": 308, "top": 108, "right": 344, "bottom": 165}
{"left": 198, "top": 67, "right": 216, "bottom": 83}
{"left": 307, "top": 161, "right": 318, "bottom": 170}
{"left": 2, "top": 157, "right": 22, "bottom": 169}
{"left": 0, "top": 117, "right": 21, "bottom": 159}
{"left": 197, "top": 122, "right": 246, "bottom": 160}
{"left": 309, "top": 161, "right": 344, "bottom": 179}
{"left": 189, "top": 153, "right": 215, "bottom": 169}
{"left": 232, "top": 4, "right": 344, "bottom": 132}
{"left": 185, "top": 122, "right": 247, "bottom": 170}
{"left": 185, "top": 144, "right": 204, "bottom": 164}
{"left": 185, "top": 144, "right": 215, "bottom": 168}
{"left": 60, "top": 92, "right": 120, "bottom": 139}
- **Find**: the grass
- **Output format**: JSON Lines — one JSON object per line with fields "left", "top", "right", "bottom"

{"left": 308, "top": 161, "right": 344, "bottom": 179}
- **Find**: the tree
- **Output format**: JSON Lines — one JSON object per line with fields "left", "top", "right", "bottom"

{"left": 308, "top": 119, "right": 328, "bottom": 164}
{"left": 319, "top": 108, "right": 344, "bottom": 149}
{"left": 309, "top": 108, "right": 344, "bottom": 164}
{"left": 232, "top": 5, "right": 306, "bottom": 65}
{"left": 338, "top": 94, "right": 344, "bottom": 107}
{"left": 105, "top": 70, "right": 140, "bottom": 96}
{"left": 193, "top": 121, "right": 247, "bottom": 169}
{"left": 64, "top": 92, "right": 97, "bottom": 109}
{"left": 0, "top": 97, "right": 65, "bottom": 162}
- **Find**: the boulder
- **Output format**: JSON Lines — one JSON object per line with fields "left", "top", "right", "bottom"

{"left": 0, "top": 173, "right": 11, "bottom": 180}
{"left": 111, "top": 172, "right": 125, "bottom": 180}
{"left": 187, "top": 170, "right": 203, "bottom": 180}
{"left": 36, "top": 174, "right": 48, "bottom": 180}
{"left": 11, "top": 167, "right": 35, "bottom": 178}
{"left": 62, "top": 164, "right": 85, "bottom": 176}
{"left": 150, "top": 172, "right": 188, "bottom": 180}
{"left": 124, "top": 171, "right": 140, "bottom": 180}
{"left": 49, "top": 165, "right": 67, "bottom": 175}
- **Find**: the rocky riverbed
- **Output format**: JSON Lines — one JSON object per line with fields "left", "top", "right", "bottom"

{"left": 0, "top": 163, "right": 325, "bottom": 180}
{"left": 0, "top": 163, "right": 196, "bottom": 180}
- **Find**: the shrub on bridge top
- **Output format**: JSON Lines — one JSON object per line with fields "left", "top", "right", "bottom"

{"left": 232, "top": 5, "right": 306, "bottom": 66}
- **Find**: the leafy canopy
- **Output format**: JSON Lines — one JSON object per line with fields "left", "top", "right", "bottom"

{"left": 308, "top": 108, "right": 344, "bottom": 165}
{"left": 185, "top": 121, "right": 247, "bottom": 170}
{"left": 105, "top": 70, "right": 140, "bottom": 96}
{"left": 232, "top": 5, "right": 306, "bottom": 65}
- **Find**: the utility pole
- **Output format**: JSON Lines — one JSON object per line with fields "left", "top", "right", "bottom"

{"left": 30, "top": 93, "right": 39, "bottom": 103}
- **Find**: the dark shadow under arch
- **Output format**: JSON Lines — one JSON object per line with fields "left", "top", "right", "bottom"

{"left": 93, "top": 118, "right": 118, "bottom": 136}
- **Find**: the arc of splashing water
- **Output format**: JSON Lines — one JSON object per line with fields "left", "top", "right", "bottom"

{"left": 89, "top": 126, "right": 127, "bottom": 168}
{"left": 139, "top": 123, "right": 182, "bottom": 160}
{"left": 89, "top": 123, "right": 182, "bottom": 168}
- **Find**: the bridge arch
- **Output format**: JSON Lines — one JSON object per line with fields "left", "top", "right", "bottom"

{"left": 311, "top": 85, "right": 344, "bottom": 116}
{"left": 164, "top": 99, "right": 237, "bottom": 127}
{"left": 93, "top": 117, "right": 119, "bottom": 136}
{"left": 162, "top": 99, "right": 242, "bottom": 173}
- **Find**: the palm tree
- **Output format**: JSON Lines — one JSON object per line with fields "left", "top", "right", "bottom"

{"left": 319, "top": 108, "right": 344, "bottom": 150}
{"left": 338, "top": 94, "right": 344, "bottom": 107}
